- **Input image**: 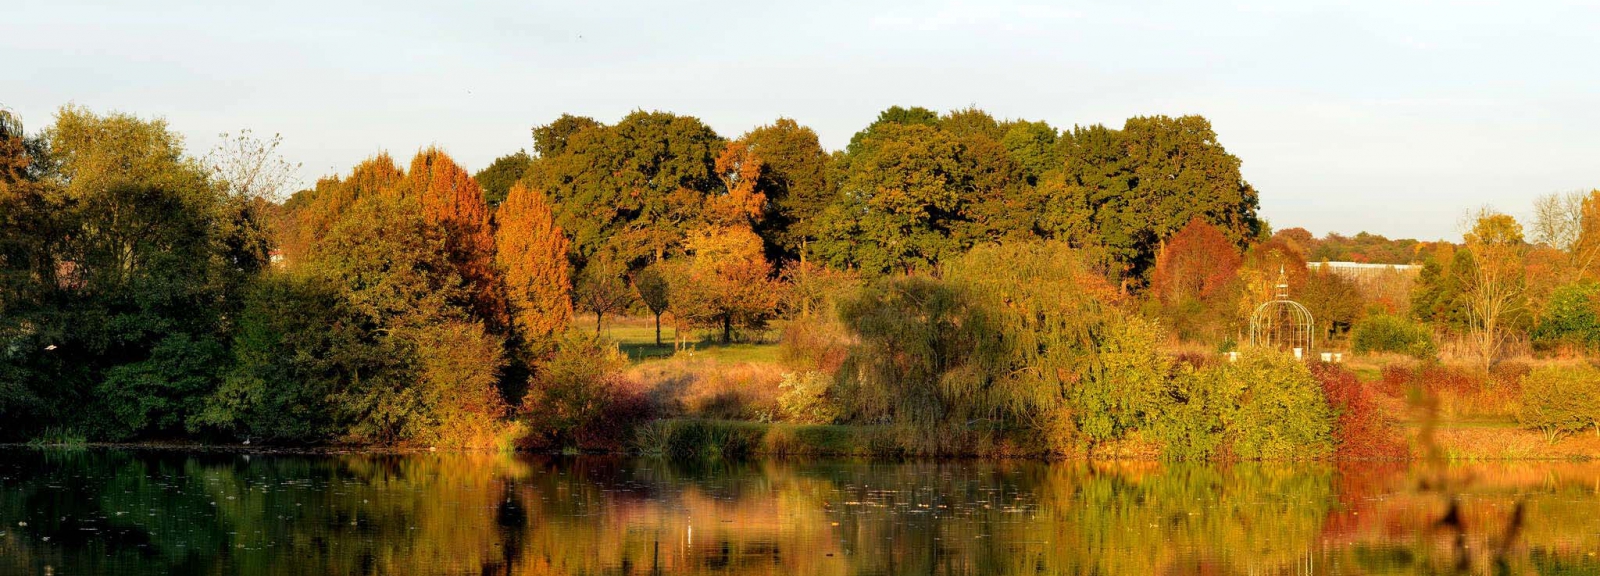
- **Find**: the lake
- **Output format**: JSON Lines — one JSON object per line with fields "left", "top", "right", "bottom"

{"left": 1, "top": 448, "right": 1596, "bottom": 575}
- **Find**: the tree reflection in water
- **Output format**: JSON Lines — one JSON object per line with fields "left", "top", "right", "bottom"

{"left": 1, "top": 449, "right": 1597, "bottom": 575}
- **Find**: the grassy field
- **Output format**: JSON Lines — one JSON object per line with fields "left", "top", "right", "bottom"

{"left": 584, "top": 314, "right": 783, "bottom": 364}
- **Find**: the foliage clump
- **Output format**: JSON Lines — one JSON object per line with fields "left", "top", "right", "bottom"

{"left": 1351, "top": 314, "right": 1438, "bottom": 359}
{"left": 1518, "top": 364, "right": 1600, "bottom": 441}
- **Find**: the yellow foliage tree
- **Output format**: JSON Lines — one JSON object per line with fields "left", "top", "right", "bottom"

{"left": 668, "top": 224, "right": 782, "bottom": 343}
{"left": 495, "top": 182, "right": 573, "bottom": 350}
{"left": 1462, "top": 208, "right": 1526, "bottom": 370}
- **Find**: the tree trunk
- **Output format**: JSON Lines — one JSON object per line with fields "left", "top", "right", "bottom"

{"left": 654, "top": 311, "right": 662, "bottom": 345}
{"left": 595, "top": 312, "right": 603, "bottom": 336}
{"left": 722, "top": 315, "right": 732, "bottom": 344}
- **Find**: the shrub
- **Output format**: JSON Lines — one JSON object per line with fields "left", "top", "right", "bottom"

{"left": 1075, "top": 315, "right": 1171, "bottom": 443}
{"left": 1154, "top": 352, "right": 1334, "bottom": 460}
{"left": 777, "top": 371, "right": 838, "bottom": 424}
{"left": 1532, "top": 281, "right": 1600, "bottom": 352}
{"left": 1225, "top": 353, "right": 1335, "bottom": 460}
{"left": 1312, "top": 364, "right": 1406, "bottom": 459}
{"left": 1150, "top": 366, "right": 1231, "bottom": 461}
{"left": 1518, "top": 364, "right": 1600, "bottom": 442}
{"left": 521, "top": 334, "right": 650, "bottom": 450}
{"left": 1351, "top": 314, "right": 1437, "bottom": 359}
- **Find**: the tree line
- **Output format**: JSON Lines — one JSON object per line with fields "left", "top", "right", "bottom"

{"left": 4, "top": 101, "right": 1595, "bottom": 452}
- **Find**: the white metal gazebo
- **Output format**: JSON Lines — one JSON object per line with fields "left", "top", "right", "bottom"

{"left": 1248, "top": 266, "right": 1314, "bottom": 358}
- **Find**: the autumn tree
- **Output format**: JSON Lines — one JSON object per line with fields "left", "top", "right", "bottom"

{"left": 1300, "top": 264, "right": 1364, "bottom": 342}
{"left": 1150, "top": 217, "right": 1242, "bottom": 305}
{"left": 495, "top": 183, "right": 572, "bottom": 353}
{"left": 668, "top": 225, "right": 782, "bottom": 344}
{"left": 1235, "top": 237, "right": 1310, "bottom": 326}
{"left": 708, "top": 138, "right": 768, "bottom": 225}
{"left": 279, "top": 154, "right": 404, "bottom": 265}
{"left": 1461, "top": 208, "right": 1527, "bottom": 369}
{"left": 307, "top": 191, "right": 507, "bottom": 445}
{"left": 405, "top": 147, "right": 507, "bottom": 332}
{"left": 1532, "top": 189, "right": 1600, "bottom": 281}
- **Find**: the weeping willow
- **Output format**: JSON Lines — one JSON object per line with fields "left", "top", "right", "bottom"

{"left": 833, "top": 241, "right": 1171, "bottom": 452}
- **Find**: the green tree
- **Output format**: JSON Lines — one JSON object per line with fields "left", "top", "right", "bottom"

{"left": 531, "top": 114, "right": 601, "bottom": 158}
{"left": 814, "top": 123, "right": 966, "bottom": 274}
{"left": 197, "top": 273, "right": 400, "bottom": 443}
{"left": 846, "top": 105, "right": 940, "bottom": 154}
{"left": 1045, "top": 117, "right": 1261, "bottom": 282}
{"left": 633, "top": 264, "right": 671, "bottom": 345}
{"left": 473, "top": 150, "right": 532, "bottom": 206}
{"left": 13, "top": 106, "right": 261, "bottom": 439}
{"left": 1532, "top": 281, "right": 1600, "bottom": 350}
{"left": 998, "top": 120, "right": 1058, "bottom": 183}
{"left": 526, "top": 111, "right": 725, "bottom": 267}
{"left": 738, "top": 118, "right": 834, "bottom": 259}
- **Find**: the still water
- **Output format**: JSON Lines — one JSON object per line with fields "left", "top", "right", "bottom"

{"left": 1, "top": 448, "right": 1597, "bottom": 575}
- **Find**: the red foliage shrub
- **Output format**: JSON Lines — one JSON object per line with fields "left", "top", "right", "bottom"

{"left": 1376, "top": 365, "right": 1413, "bottom": 397}
{"left": 1417, "top": 364, "right": 1479, "bottom": 395}
{"left": 571, "top": 380, "right": 654, "bottom": 451}
{"left": 1314, "top": 364, "right": 1408, "bottom": 459}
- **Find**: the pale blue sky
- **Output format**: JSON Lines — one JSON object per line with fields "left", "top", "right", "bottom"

{"left": 5, "top": 0, "right": 1597, "bottom": 240}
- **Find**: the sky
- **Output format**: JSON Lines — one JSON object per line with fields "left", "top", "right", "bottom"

{"left": 4, "top": 0, "right": 1597, "bottom": 241}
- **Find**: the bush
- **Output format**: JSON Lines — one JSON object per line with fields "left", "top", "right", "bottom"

{"left": 521, "top": 334, "right": 651, "bottom": 450}
{"left": 1313, "top": 364, "right": 1406, "bottom": 459}
{"left": 1533, "top": 281, "right": 1600, "bottom": 352}
{"left": 777, "top": 371, "right": 838, "bottom": 424}
{"left": 1075, "top": 315, "right": 1171, "bottom": 444}
{"left": 1224, "top": 353, "right": 1335, "bottom": 460}
{"left": 1150, "top": 366, "right": 1232, "bottom": 461}
{"left": 1153, "top": 352, "right": 1334, "bottom": 460}
{"left": 1518, "top": 364, "right": 1600, "bottom": 441}
{"left": 1351, "top": 314, "right": 1437, "bottom": 359}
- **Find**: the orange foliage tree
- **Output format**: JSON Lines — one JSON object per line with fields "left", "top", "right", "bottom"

{"left": 494, "top": 182, "right": 573, "bottom": 351}
{"left": 1150, "top": 217, "right": 1242, "bottom": 305}
{"left": 280, "top": 153, "right": 404, "bottom": 265}
{"left": 708, "top": 139, "right": 768, "bottom": 225}
{"left": 668, "top": 225, "right": 783, "bottom": 343}
{"left": 404, "top": 148, "right": 507, "bottom": 331}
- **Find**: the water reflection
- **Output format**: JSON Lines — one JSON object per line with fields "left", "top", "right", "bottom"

{"left": 2, "top": 449, "right": 1597, "bottom": 575}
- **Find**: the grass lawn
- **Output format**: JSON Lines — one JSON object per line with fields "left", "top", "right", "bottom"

{"left": 583, "top": 314, "right": 783, "bottom": 364}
